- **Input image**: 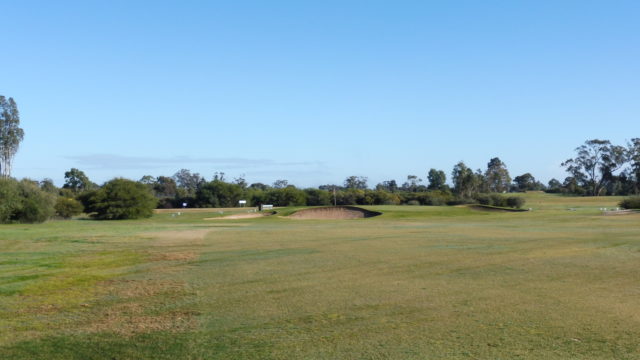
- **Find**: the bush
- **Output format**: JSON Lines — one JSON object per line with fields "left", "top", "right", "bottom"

{"left": 0, "top": 178, "right": 55, "bottom": 223}
{"left": 55, "top": 197, "right": 84, "bottom": 219}
{"left": 85, "top": 178, "right": 157, "bottom": 220}
{"left": 620, "top": 196, "right": 640, "bottom": 209}
{"left": 506, "top": 196, "right": 525, "bottom": 209}
{"left": 406, "top": 200, "right": 420, "bottom": 206}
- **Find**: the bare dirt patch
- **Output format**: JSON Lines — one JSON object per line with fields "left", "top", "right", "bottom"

{"left": 143, "top": 229, "right": 210, "bottom": 247}
{"left": 151, "top": 251, "right": 197, "bottom": 261}
{"left": 288, "top": 206, "right": 381, "bottom": 220}
{"left": 85, "top": 279, "right": 198, "bottom": 336}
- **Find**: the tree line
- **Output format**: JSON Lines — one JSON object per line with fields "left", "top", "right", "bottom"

{"left": 1, "top": 96, "right": 640, "bottom": 222}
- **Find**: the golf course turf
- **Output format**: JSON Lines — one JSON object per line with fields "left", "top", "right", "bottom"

{"left": 1, "top": 193, "right": 639, "bottom": 359}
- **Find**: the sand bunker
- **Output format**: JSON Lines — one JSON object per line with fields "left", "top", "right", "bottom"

{"left": 205, "top": 211, "right": 275, "bottom": 220}
{"left": 289, "top": 206, "right": 381, "bottom": 219}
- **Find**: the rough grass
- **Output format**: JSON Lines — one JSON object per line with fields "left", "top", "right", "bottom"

{"left": 1, "top": 194, "right": 640, "bottom": 359}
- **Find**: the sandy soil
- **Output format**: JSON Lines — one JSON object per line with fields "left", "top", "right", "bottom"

{"left": 204, "top": 211, "right": 275, "bottom": 220}
{"left": 288, "top": 206, "right": 381, "bottom": 219}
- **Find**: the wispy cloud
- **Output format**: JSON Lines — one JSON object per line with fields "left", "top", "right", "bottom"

{"left": 65, "top": 154, "right": 323, "bottom": 170}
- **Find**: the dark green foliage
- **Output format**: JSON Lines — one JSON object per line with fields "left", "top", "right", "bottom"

{"left": 427, "top": 169, "right": 447, "bottom": 190}
{"left": 62, "top": 168, "right": 95, "bottom": 193}
{"left": 304, "top": 188, "right": 332, "bottom": 206}
{"left": 506, "top": 196, "right": 525, "bottom": 209}
{"left": 265, "top": 187, "right": 307, "bottom": 206}
{"left": 452, "top": 162, "right": 482, "bottom": 198}
{"left": 54, "top": 197, "right": 84, "bottom": 219}
{"left": 84, "top": 178, "right": 157, "bottom": 220}
{"left": 513, "top": 173, "right": 541, "bottom": 191}
{"left": 401, "top": 175, "right": 424, "bottom": 192}
{"left": 474, "top": 193, "right": 525, "bottom": 209}
{"left": 485, "top": 157, "right": 511, "bottom": 193}
{"left": 153, "top": 176, "right": 177, "bottom": 198}
{"left": 619, "top": 196, "right": 640, "bottom": 209}
{"left": 376, "top": 180, "right": 398, "bottom": 192}
{"left": 562, "top": 139, "right": 628, "bottom": 196}
{"left": 0, "top": 178, "right": 55, "bottom": 223}
{"left": 344, "top": 176, "right": 368, "bottom": 190}
{"left": 196, "top": 180, "right": 243, "bottom": 207}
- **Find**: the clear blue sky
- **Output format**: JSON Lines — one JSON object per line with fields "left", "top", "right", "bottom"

{"left": 2, "top": 1, "right": 639, "bottom": 187}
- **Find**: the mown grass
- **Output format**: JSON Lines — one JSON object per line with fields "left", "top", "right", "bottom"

{"left": 1, "top": 193, "right": 639, "bottom": 359}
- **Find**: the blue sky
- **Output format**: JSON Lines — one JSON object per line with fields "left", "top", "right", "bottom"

{"left": 2, "top": 1, "right": 639, "bottom": 187}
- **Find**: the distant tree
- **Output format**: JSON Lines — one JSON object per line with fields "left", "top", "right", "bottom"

{"left": 485, "top": 157, "right": 511, "bottom": 193}
{"left": 212, "top": 172, "right": 226, "bottom": 181}
{"left": 63, "top": 168, "right": 95, "bottom": 193}
{"left": 139, "top": 175, "right": 156, "bottom": 185}
{"left": 562, "top": 176, "right": 585, "bottom": 195}
{"left": 401, "top": 175, "right": 422, "bottom": 192}
{"left": 153, "top": 176, "right": 177, "bottom": 198}
{"left": 513, "top": 173, "right": 538, "bottom": 191}
{"left": 85, "top": 178, "right": 157, "bottom": 220}
{"left": 0, "top": 96, "right": 24, "bottom": 178}
{"left": 562, "top": 139, "right": 627, "bottom": 196}
{"left": 272, "top": 179, "right": 289, "bottom": 189}
{"left": 319, "top": 184, "right": 343, "bottom": 191}
{"left": 173, "top": 169, "right": 204, "bottom": 195}
{"left": 304, "top": 188, "right": 332, "bottom": 206}
{"left": 233, "top": 174, "right": 248, "bottom": 189}
{"left": 249, "top": 182, "right": 270, "bottom": 191}
{"left": 452, "top": 162, "right": 481, "bottom": 198}
{"left": 344, "top": 176, "right": 368, "bottom": 190}
{"left": 376, "top": 180, "right": 398, "bottom": 192}
{"left": 547, "top": 178, "right": 562, "bottom": 193}
{"left": 266, "top": 187, "right": 307, "bottom": 206}
{"left": 427, "top": 169, "right": 447, "bottom": 190}
{"left": 628, "top": 138, "right": 640, "bottom": 193}
{"left": 39, "top": 178, "right": 58, "bottom": 194}
{"left": 196, "top": 180, "right": 243, "bottom": 207}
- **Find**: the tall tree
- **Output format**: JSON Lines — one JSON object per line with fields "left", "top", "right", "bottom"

{"left": 376, "top": 180, "right": 398, "bottom": 192}
{"left": 0, "top": 96, "right": 24, "bottom": 178}
{"left": 344, "top": 176, "right": 368, "bottom": 190}
{"left": 173, "top": 169, "right": 204, "bottom": 195}
{"left": 272, "top": 179, "right": 289, "bottom": 189}
{"left": 513, "top": 173, "right": 537, "bottom": 191}
{"left": 628, "top": 138, "right": 640, "bottom": 193}
{"left": 401, "top": 175, "right": 422, "bottom": 192}
{"left": 63, "top": 168, "right": 94, "bottom": 193}
{"left": 485, "top": 157, "right": 511, "bottom": 193}
{"left": 427, "top": 169, "right": 446, "bottom": 190}
{"left": 452, "top": 162, "right": 480, "bottom": 198}
{"left": 562, "top": 139, "right": 627, "bottom": 196}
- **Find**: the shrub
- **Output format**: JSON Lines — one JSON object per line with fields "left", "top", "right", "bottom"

{"left": 620, "top": 196, "right": 640, "bottom": 209}
{"left": 506, "top": 196, "right": 525, "bottom": 209}
{"left": 85, "top": 178, "right": 157, "bottom": 220}
{"left": 55, "top": 197, "right": 84, "bottom": 219}
{"left": 475, "top": 194, "right": 491, "bottom": 205}
{"left": 0, "top": 178, "right": 55, "bottom": 223}
{"left": 406, "top": 200, "right": 420, "bottom": 206}
{"left": 490, "top": 194, "right": 506, "bottom": 207}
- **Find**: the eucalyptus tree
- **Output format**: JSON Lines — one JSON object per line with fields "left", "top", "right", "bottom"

{"left": 427, "top": 169, "right": 447, "bottom": 190}
{"left": 562, "top": 139, "right": 627, "bottom": 196}
{"left": 0, "top": 96, "right": 24, "bottom": 178}
{"left": 485, "top": 157, "right": 511, "bottom": 193}
{"left": 629, "top": 138, "right": 640, "bottom": 193}
{"left": 452, "top": 161, "right": 481, "bottom": 198}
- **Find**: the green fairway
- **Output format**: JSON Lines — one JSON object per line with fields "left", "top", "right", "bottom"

{"left": 1, "top": 193, "right": 639, "bottom": 359}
